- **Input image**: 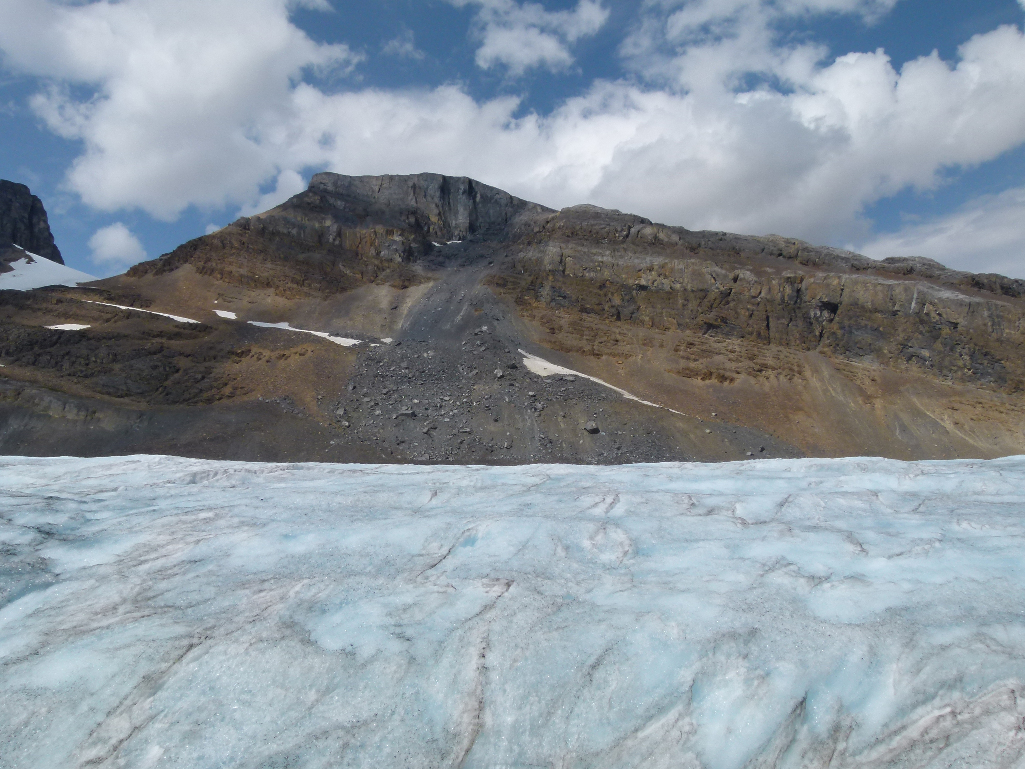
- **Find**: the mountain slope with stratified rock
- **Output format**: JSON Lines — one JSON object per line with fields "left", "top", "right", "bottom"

{"left": 2, "top": 172, "right": 1025, "bottom": 463}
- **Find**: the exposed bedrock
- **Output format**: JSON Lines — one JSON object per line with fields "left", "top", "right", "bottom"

{"left": 304, "top": 171, "right": 552, "bottom": 243}
{"left": 126, "top": 220, "right": 424, "bottom": 298}
{"left": 121, "top": 174, "right": 1025, "bottom": 393}
{"left": 501, "top": 206, "right": 1025, "bottom": 391}
{"left": 0, "top": 180, "right": 63, "bottom": 266}
{"left": 128, "top": 172, "right": 551, "bottom": 295}
{"left": 7, "top": 174, "right": 1025, "bottom": 462}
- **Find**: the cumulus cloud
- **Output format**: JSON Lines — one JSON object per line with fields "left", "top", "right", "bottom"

{"left": 88, "top": 223, "right": 147, "bottom": 267}
{"left": 2, "top": 0, "right": 1025, "bottom": 276}
{"left": 0, "top": 0, "right": 359, "bottom": 220}
{"left": 382, "top": 30, "right": 425, "bottom": 61}
{"left": 449, "top": 0, "right": 610, "bottom": 74}
{"left": 620, "top": 0, "right": 901, "bottom": 94}
{"left": 275, "top": 22, "right": 1025, "bottom": 247}
{"left": 859, "top": 187, "right": 1025, "bottom": 279}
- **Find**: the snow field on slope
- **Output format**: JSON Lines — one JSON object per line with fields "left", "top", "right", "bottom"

{"left": 248, "top": 320, "right": 361, "bottom": 346}
{"left": 83, "top": 300, "right": 198, "bottom": 324}
{"left": 2, "top": 456, "right": 1025, "bottom": 768}
{"left": 0, "top": 250, "right": 96, "bottom": 290}
{"left": 520, "top": 349, "right": 687, "bottom": 415}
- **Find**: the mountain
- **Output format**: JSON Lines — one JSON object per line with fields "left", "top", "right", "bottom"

{"left": 2, "top": 172, "right": 1024, "bottom": 463}
{"left": 0, "top": 180, "right": 63, "bottom": 266}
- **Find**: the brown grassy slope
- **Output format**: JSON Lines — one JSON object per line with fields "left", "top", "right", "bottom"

{"left": 0, "top": 288, "right": 357, "bottom": 416}
{"left": 496, "top": 284, "right": 1025, "bottom": 460}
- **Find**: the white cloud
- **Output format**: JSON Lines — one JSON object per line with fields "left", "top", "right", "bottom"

{"left": 2, "top": 0, "right": 1025, "bottom": 277}
{"left": 0, "top": 0, "right": 358, "bottom": 220}
{"left": 237, "top": 169, "right": 307, "bottom": 217}
{"left": 382, "top": 30, "right": 425, "bottom": 61}
{"left": 620, "top": 0, "right": 901, "bottom": 94}
{"left": 88, "top": 223, "right": 147, "bottom": 267}
{"left": 858, "top": 186, "right": 1025, "bottom": 279}
{"left": 274, "top": 22, "right": 1025, "bottom": 249}
{"left": 449, "top": 0, "right": 610, "bottom": 74}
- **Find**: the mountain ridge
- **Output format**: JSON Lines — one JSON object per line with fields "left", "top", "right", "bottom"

{"left": 2, "top": 171, "right": 1024, "bottom": 464}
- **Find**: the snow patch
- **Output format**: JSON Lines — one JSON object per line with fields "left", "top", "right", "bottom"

{"left": 84, "top": 301, "right": 198, "bottom": 324}
{"left": 213, "top": 309, "right": 237, "bottom": 319}
{"left": 0, "top": 249, "right": 97, "bottom": 291}
{"left": 46, "top": 324, "right": 91, "bottom": 331}
{"left": 520, "top": 349, "right": 686, "bottom": 415}
{"left": 248, "top": 321, "right": 361, "bottom": 347}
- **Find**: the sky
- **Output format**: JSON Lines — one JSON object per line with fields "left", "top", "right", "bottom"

{"left": 1, "top": 0, "right": 1024, "bottom": 279}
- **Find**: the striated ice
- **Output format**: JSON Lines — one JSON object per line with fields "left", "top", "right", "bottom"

{"left": 2, "top": 455, "right": 1025, "bottom": 767}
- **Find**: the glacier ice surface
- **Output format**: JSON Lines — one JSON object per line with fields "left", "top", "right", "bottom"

{"left": 2, "top": 455, "right": 1025, "bottom": 768}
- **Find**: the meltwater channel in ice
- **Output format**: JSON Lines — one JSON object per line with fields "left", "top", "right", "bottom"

{"left": 2, "top": 456, "right": 1025, "bottom": 768}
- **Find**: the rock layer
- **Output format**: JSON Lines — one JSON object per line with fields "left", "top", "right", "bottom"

{"left": 501, "top": 205, "right": 1025, "bottom": 392}
{"left": 128, "top": 173, "right": 549, "bottom": 296}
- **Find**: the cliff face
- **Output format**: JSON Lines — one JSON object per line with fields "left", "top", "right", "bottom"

{"left": 304, "top": 172, "right": 552, "bottom": 243}
{"left": 0, "top": 181, "right": 63, "bottom": 265}
{"left": 500, "top": 205, "right": 1025, "bottom": 392}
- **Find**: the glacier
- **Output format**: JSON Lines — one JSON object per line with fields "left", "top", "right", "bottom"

{"left": 2, "top": 455, "right": 1025, "bottom": 768}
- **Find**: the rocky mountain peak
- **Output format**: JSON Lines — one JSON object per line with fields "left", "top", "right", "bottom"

{"left": 302, "top": 172, "right": 553, "bottom": 243}
{"left": 0, "top": 180, "right": 63, "bottom": 265}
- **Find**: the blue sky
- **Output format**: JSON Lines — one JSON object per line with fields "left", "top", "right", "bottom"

{"left": 1, "top": 0, "right": 1024, "bottom": 278}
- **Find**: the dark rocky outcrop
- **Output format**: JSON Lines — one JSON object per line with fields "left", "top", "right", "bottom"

{"left": 303, "top": 172, "right": 552, "bottom": 244}
{"left": 0, "top": 180, "right": 63, "bottom": 265}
